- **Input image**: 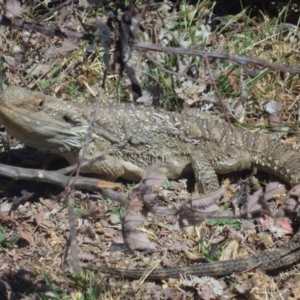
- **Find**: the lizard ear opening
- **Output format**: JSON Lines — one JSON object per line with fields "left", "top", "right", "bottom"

{"left": 38, "top": 99, "right": 44, "bottom": 109}
{"left": 35, "top": 97, "right": 45, "bottom": 111}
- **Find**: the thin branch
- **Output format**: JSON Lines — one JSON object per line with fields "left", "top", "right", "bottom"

{"left": 135, "top": 43, "right": 300, "bottom": 75}
{"left": 64, "top": 89, "right": 104, "bottom": 272}
{"left": 1, "top": 14, "right": 300, "bottom": 74}
{"left": 204, "top": 57, "right": 233, "bottom": 130}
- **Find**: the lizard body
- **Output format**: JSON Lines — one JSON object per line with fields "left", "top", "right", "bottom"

{"left": 0, "top": 85, "right": 300, "bottom": 278}
{"left": 0, "top": 86, "right": 300, "bottom": 193}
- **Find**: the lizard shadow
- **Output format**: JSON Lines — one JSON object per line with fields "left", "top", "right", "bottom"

{"left": 0, "top": 269, "right": 52, "bottom": 300}
{"left": 0, "top": 146, "right": 290, "bottom": 198}
{"left": 0, "top": 147, "right": 68, "bottom": 198}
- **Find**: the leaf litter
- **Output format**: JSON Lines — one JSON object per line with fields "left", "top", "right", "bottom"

{"left": 0, "top": 0, "right": 300, "bottom": 299}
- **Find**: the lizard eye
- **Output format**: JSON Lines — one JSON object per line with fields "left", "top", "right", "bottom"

{"left": 63, "top": 115, "right": 81, "bottom": 126}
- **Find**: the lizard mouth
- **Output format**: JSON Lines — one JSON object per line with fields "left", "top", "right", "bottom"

{"left": 0, "top": 104, "right": 89, "bottom": 152}
{"left": 0, "top": 104, "right": 72, "bottom": 129}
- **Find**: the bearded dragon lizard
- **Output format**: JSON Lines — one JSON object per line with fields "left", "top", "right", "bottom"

{"left": 0, "top": 85, "right": 300, "bottom": 278}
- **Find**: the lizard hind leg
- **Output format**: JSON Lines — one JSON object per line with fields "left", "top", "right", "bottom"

{"left": 191, "top": 152, "right": 220, "bottom": 193}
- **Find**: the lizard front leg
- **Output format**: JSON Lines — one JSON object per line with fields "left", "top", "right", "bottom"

{"left": 191, "top": 151, "right": 220, "bottom": 193}
{"left": 85, "top": 156, "right": 126, "bottom": 180}
{"left": 64, "top": 152, "right": 126, "bottom": 180}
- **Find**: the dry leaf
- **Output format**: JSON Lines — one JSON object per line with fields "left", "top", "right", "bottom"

{"left": 6, "top": 0, "right": 24, "bottom": 17}
{"left": 19, "top": 228, "right": 33, "bottom": 245}
{"left": 125, "top": 232, "right": 156, "bottom": 250}
{"left": 57, "top": 39, "right": 79, "bottom": 56}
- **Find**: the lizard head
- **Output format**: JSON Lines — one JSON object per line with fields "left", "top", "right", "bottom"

{"left": 0, "top": 86, "right": 90, "bottom": 153}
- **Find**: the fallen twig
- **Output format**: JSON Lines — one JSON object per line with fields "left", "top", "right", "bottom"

{"left": 203, "top": 56, "right": 233, "bottom": 129}
{"left": 135, "top": 43, "right": 300, "bottom": 75}
{"left": 0, "top": 162, "right": 127, "bottom": 204}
